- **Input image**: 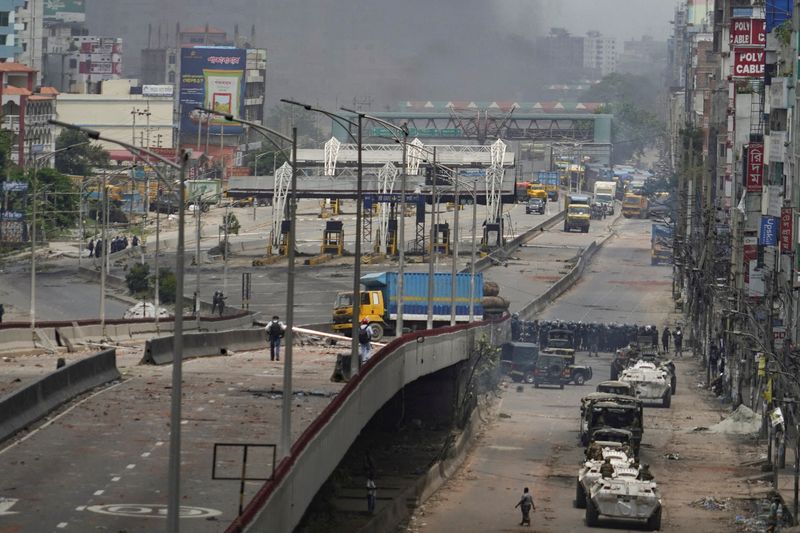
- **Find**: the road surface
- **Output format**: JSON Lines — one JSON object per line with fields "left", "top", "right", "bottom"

{"left": 404, "top": 216, "right": 759, "bottom": 532}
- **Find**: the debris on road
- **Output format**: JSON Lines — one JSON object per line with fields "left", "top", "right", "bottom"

{"left": 664, "top": 452, "right": 680, "bottom": 460}
{"left": 708, "top": 405, "right": 762, "bottom": 435}
{"left": 689, "top": 497, "right": 728, "bottom": 511}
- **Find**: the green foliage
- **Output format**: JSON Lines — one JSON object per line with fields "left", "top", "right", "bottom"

{"left": 248, "top": 150, "right": 288, "bottom": 175}
{"left": 584, "top": 73, "right": 665, "bottom": 163}
{"left": 125, "top": 262, "right": 150, "bottom": 295}
{"left": 776, "top": 20, "right": 793, "bottom": 48}
{"left": 156, "top": 268, "right": 177, "bottom": 304}
{"left": 54, "top": 129, "right": 109, "bottom": 176}
{"left": 5, "top": 166, "right": 79, "bottom": 236}
{"left": 224, "top": 212, "right": 240, "bottom": 235}
{"left": 0, "top": 129, "right": 13, "bottom": 172}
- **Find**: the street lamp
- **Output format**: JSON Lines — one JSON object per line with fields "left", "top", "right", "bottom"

{"left": 342, "top": 107, "right": 408, "bottom": 336}
{"left": 196, "top": 106, "right": 298, "bottom": 461}
{"left": 280, "top": 100, "right": 366, "bottom": 375}
{"left": 28, "top": 141, "right": 90, "bottom": 330}
{"left": 50, "top": 119, "right": 189, "bottom": 533}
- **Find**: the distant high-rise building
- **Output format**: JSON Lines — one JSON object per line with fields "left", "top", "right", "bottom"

{"left": 534, "top": 28, "right": 586, "bottom": 83}
{"left": 14, "top": 0, "right": 44, "bottom": 79}
{"left": 0, "top": 1, "right": 24, "bottom": 61}
{"left": 583, "top": 31, "right": 617, "bottom": 78}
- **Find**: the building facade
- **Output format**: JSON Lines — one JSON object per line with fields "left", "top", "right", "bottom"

{"left": 583, "top": 31, "right": 617, "bottom": 77}
{"left": 14, "top": 0, "right": 43, "bottom": 80}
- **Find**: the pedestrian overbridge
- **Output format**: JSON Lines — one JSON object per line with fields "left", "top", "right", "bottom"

{"left": 225, "top": 316, "right": 510, "bottom": 533}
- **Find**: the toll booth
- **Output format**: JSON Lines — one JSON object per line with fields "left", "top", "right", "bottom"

{"left": 321, "top": 220, "right": 344, "bottom": 255}
{"left": 431, "top": 222, "right": 450, "bottom": 255}
{"left": 279, "top": 219, "right": 291, "bottom": 256}
{"left": 386, "top": 219, "right": 398, "bottom": 256}
{"left": 482, "top": 219, "right": 504, "bottom": 249}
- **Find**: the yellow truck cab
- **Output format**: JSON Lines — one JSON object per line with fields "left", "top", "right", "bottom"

{"left": 527, "top": 186, "right": 547, "bottom": 201}
{"left": 622, "top": 193, "right": 649, "bottom": 219}
{"left": 564, "top": 194, "right": 591, "bottom": 233}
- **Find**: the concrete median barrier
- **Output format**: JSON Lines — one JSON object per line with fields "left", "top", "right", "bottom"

{"left": 141, "top": 328, "right": 268, "bottom": 365}
{"left": 0, "top": 348, "right": 120, "bottom": 443}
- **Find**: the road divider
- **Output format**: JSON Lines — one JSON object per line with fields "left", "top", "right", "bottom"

{"left": 0, "top": 348, "right": 120, "bottom": 443}
{"left": 141, "top": 328, "right": 268, "bottom": 365}
{"left": 467, "top": 210, "right": 566, "bottom": 274}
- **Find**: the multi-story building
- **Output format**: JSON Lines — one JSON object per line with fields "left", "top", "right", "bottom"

{"left": 0, "top": 0, "right": 24, "bottom": 61}
{"left": 0, "top": 63, "right": 56, "bottom": 166}
{"left": 14, "top": 0, "right": 43, "bottom": 80}
{"left": 583, "top": 31, "right": 617, "bottom": 77}
{"left": 617, "top": 35, "right": 668, "bottom": 78}
{"left": 534, "top": 28, "right": 586, "bottom": 83}
{"left": 55, "top": 36, "right": 123, "bottom": 94}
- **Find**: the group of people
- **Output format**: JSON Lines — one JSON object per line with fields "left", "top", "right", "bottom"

{"left": 511, "top": 317, "right": 685, "bottom": 357}
{"left": 87, "top": 235, "right": 139, "bottom": 258}
{"left": 211, "top": 291, "right": 227, "bottom": 317}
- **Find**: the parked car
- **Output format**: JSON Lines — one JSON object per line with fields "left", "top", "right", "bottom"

{"left": 525, "top": 198, "right": 546, "bottom": 215}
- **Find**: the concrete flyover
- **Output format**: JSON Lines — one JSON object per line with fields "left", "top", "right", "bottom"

{"left": 226, "top": 317, "right": 510, "bottom": 533}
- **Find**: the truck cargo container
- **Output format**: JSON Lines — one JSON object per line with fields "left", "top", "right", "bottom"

{"left": 332, "top": 271, "right": 484, "bottom": 340}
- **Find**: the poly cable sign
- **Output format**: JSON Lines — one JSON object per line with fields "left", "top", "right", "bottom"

{"left": 730, "top": 18, "right": 766, "bottom": 47}
{"left": 746, "top": 143, "right": 764, "bottom": 192}
{"left": 734, "top": 50, "right": 765, "bottom": 77}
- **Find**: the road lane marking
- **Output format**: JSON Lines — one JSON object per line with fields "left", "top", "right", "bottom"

{"left": 155, "top": 441, "right": 164, "bottom": 446}
{"left": 111, "top": 477, "right": 121, "bottom": 482}
{"left": 0, "top": 497, "right": 19, "bottom": 516}
{"left": 93, "top": 490, "right": 104, "bottom": 496}
{"left": 75, "top": 506, "right": 86, "bottom": 511}
{"left": 86, "top": 504, "right": 222, "bottom": 519}
{"left": 0, "top": 380, "right": 127, "bottom": 456}
{"left": 141, "top": 452, "right": 150, "bottom": 458}
{"left": 56, "top": 522, "right": 68, "bottom": 528}
{"left": 126, "top": 464, "right": 136, "bottom": 469}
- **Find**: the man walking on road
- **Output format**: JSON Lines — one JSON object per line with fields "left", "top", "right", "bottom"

{"left": 662, "top": 326, "right": 670, "bottom": 354}
{"left": 266, "top": 315, "right": 285, "bottom": 361}
{"left": 514, "top": 487, "right": 535, "bottom": 526}
{"left": 673, "top": 326, "right": 683, "bottom": 357}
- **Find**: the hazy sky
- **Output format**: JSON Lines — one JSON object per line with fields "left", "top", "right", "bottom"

{"left": 494, "top": 0, "right": 677, "bottom": 41}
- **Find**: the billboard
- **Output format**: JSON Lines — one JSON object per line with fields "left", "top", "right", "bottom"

{"left": 730, "top": 18, "right": 766, "bottom": 47}
{"left": 179, "top": 47, "right": 246, "bottom": 136}
{"left": 746, "top": 143, "right": 764, "bottom": 192}
{"left": 733, "top": 50, "right": 765, "bottom": 77}
{"left": 44, "top": 0, "right": 86, "bottom": 22}
{"left": 781, "top": 207, "right": 793, "bottom": 254}
{"left": 759, "top": 216, "right": 779, "bottom": 246}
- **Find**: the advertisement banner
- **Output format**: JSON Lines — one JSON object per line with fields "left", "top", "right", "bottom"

{"left": 760, "top": 216, "right": 779, "bottom": 246}
{"left": 44, "top": 0, "right": 85, "bottom": 22}
{"left": 746, "top": 143, "right": 764, "bottom": 192}
{"left": 781, "top": 207, "right": 793, "bottom": 254}
{"left": 179, "top": 47, "right": 246, "bottom": 136}
{"left": 730, "top": 18, "right": 766, "bottom": 47}
{"left": 733, "top": 49, "right": 765, "bottom": 77}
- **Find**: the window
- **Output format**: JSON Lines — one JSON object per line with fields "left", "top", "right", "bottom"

{"left": 0, "top": 12, "right": 9, "bottom": 26}
{"left": 168, "top": 71, "right": 175, "bottom": 83}
{"left": 168, "top": 54, "right": 175, "bottom": 65}
{"left": 69, "top": 58, "right": 77, "bottom": 68}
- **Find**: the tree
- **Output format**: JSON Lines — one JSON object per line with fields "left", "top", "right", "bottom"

{"left": 54, "top": 129, "right": 109, "bottom": 176}
{"left": 125, "top": 262, "right": 150, "bottom": 295}
{"left": 155, "top": 268, "right": 177, "bottom": 304}
{"left": 5, "top": 166, "right": 79, "bottom": 237}
{"left": 583, "top": 73, "right": 665, "bottom": 163}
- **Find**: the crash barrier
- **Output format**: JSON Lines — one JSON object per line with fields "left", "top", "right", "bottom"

{"left": 0, "top": 348, "right": 119, "bottom": 443}
{"left": 519, "top": 225, "right": 614, "bottom": 320}
{"left": 226, "top": 317, "right": 510, "bottom": 533}
{"left": 0, "top": 312, "right": 256, "bottom": 354}
{"left": 468, "top": 210, "right": 566, "bottom": 274}
{"left": 141, "top": 328, "right": 267, "bottom": 365}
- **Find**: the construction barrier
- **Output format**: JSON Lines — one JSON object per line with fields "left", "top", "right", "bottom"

{"left": 141, "top": 328, "right": 267, "bottom": 365}
{"left": 0, "top": 348, "right": 120, "bottom": 443}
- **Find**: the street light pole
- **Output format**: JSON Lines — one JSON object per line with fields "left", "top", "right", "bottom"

{"left": 427, "top": 147, "right": 437, "bottom": 330}
{"left": 470, "top": 177, "right": 478, "bottom": 321}
{"left": 194, "top": 107, "right": 298, "bottom": 456}
{"left": 195, "top": 193, "right": 201, "bottom": 328}
{"left": 49, "top": 119, "right": 189, "bottom": 533}
{"left": 398, "top": 136, "right": 407, "bottom": 335}
{"left": 450, "top": 171, "right": 459, "bottom": 326}
{"left": 350, "top": 113, "right": 363, "bottom": 374}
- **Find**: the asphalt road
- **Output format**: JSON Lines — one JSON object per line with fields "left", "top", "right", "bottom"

{"left": 405, "top": 216, "right": 754, "bottom": 532}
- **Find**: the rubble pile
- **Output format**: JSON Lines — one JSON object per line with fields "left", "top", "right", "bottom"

{"left": 708, "top": 405, "right": 762, "bottom": 435}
